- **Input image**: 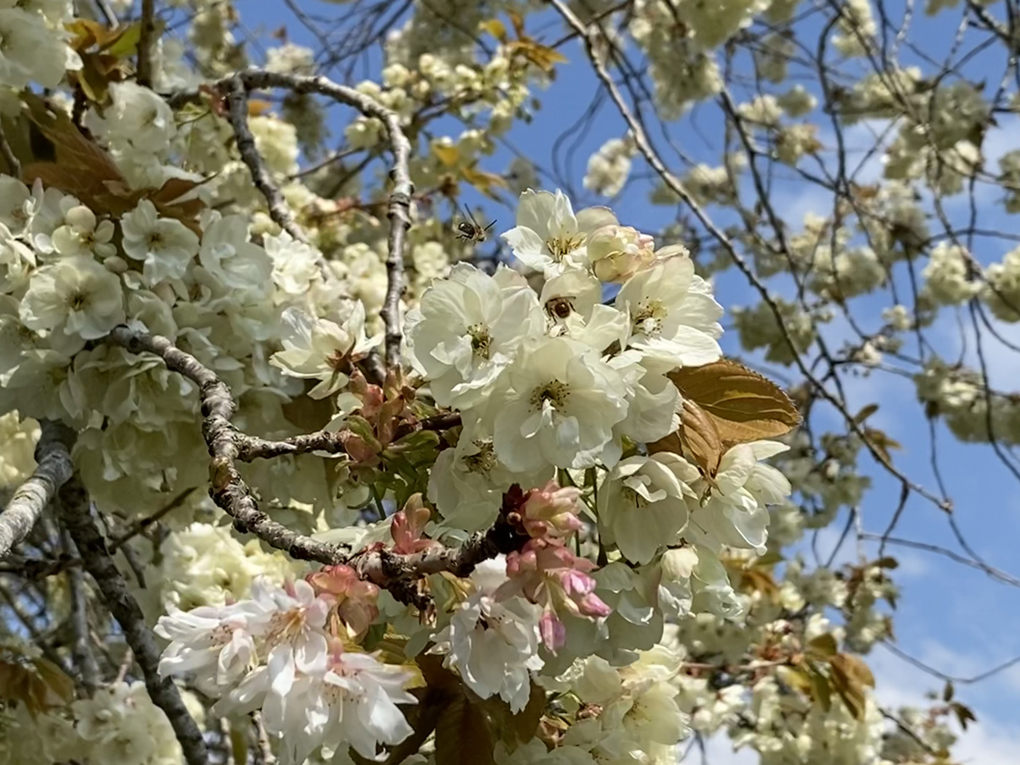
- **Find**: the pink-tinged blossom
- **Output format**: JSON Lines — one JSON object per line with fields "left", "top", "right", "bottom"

{"left": 225, "top": 579, "right": 332, "bottom": 728}
{"left": 519, "top": 480, "right": 584, "bottom": 540}
{"left": 275, "top": 640, "right": 417, "bottom": 764}
{"left": 306, "top": 564, "right": 380, "bottom": 640}
{"left": 497, "top": 539, "right": 611, "bottom": 651}
{"left": 390, "top": 494, "right": 439, "bottom": 554}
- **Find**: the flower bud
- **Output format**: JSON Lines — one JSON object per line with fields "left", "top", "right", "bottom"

{"left": 587, "top": 225, "right": 655, "bottom": 282}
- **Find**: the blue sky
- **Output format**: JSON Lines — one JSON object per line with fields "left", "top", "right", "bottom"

{"left": 234, "top": 2, "right": 1020, "bottom": 761}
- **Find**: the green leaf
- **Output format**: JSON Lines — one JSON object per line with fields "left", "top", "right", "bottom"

{"left": 361, "top": 622, "right": 388, "bottom": 652}
{"left": 103, "top": 21, "right": 145, "bottom": 57}
{"left": 806, "top": 634, "right": 838, "bottom": 659}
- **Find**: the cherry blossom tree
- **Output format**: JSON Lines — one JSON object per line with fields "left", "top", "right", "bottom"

{"left": 0, "top": 1, "right": 1016, "bottom": 765}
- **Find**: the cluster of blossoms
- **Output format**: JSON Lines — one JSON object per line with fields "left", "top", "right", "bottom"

{"left": 157, "top": 569, "right": 414, "bottom": 763}
{"left": 141, "top": 187, "right": 801, "bottom": 763}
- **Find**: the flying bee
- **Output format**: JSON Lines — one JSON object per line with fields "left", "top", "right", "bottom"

{"left": 456, "top": 205, "right": 495, "bottom": 243}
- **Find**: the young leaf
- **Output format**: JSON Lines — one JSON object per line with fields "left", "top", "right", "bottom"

{"left": 805, "top": 662, "right": 832, "bottom": 712}
{"left": 830, "top": 653, "right": 875, "bottom": 689}
{"left": 853, "top": 403, "right": 880, "bottom": 424}
{"left": 650, "top": 398, "right": 723, "bottom": 479}
{"left": 666, "top": 359, "right": 801, "bottom": 448}
{"left": 828, "top": 653, "right": 874, "bottom": 720}
{"left": 950, "top": 701, "right": 976, "bottom": 731}
{"left": 433, "top": 143, "right": 460, "bottom": 167}
{"left": 435, "top": 693, "right": 496, "bottom": 765}
{"left": 806, "top": 633, "right": 839, "bottom": 659}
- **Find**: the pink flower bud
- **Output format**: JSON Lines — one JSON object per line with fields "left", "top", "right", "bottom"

{"left": 539, "top": 610, "right": 567, "bottom": 651}
{"left": 520, "top": 481, "right": 583, "bottom": 540}
{"left": 498, "top": 538, "right": 612, "bottom": 635}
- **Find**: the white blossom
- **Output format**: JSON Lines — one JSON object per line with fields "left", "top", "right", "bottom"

{"left": 431, "top": 558, "right": 544, "bottom": 713}
{"left": 616, "top": 252, "right": 723, "bottom": 374}
{"left": 121, "top": 200, "right": 200, "bottom": 285}
{"left": 270, "top": 301, "right": 380, "bottom": 399}
{"left": 407, "top": 263, "right": 544, "bottom": 408}
{"left": 501, "top": 189, "right": 617, "bottom": 277}
{"left": 491, "top": 336, "right": 629, "bottom": 472}
{"left": 20, "top": 256, "right": 124, "bottom": 339}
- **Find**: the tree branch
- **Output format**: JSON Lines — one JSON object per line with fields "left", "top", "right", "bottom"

{"left": 222, "top": 75, "right": 310, "bottom": 244}
{"left": 105, "top": 326, "right": 531, "bottom": 606}
{"left": 0, "top": 421, "right": 75, "bottom": 559}
{"left": 57, "top": 475, "right": 210, "bottom": 765}
{"left": 0, "top": 119, "right": 20, "bottom": 178}
{"left": 108, "top": 326, "right": 350, "bottom": 566}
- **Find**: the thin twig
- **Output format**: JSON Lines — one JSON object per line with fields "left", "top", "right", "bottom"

{"left": 880, "top": 640, "right": 1020, "bottom": 684}
{"left": 860, "top": 532, "right": 1020, "bottom": 588}
{"left": 136, "top": 0, "right": 156, "bottom": 88}
{"left": 548, "top": 0, "right": 952, "bottom": 514}
{"left": 0, "top": 421, "right": 75, "bottom": 559}
{"left": 57, "top": 475, "right": 210, "bottom": 765}
{"left": 0, "top": 120, "right": 20, "bottom": 178}
{"left": 62, "top": 528, "right": 100, "bottom": 694}
{"left": 109, "top": 487, "right": 197, "bottom": 552}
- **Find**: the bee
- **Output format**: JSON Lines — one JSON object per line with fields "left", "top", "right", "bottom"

{"left": 456, "top": 205, "right": 495, "bottom": 243}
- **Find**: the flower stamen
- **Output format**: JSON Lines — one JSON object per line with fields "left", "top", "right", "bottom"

{"left": 467, "top": 323, "right": 492, "bottom": 359}
{"left": 530, "top": 380, "right": 570, "bottom": 410}
{"left": 545, "top": 234, "right": 586, "bottom": 262}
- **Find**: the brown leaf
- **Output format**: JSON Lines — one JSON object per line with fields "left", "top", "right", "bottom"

{"left": 414, "top": 653, "right": 462, "bottom": 694}
{"left": 514, "top": 681, "right": 546, "bottom": 745}
{"left": 475, "top": 681, "right": 546, "bottom": 751}
{"left": 24, "top": 93, "right": 123, "bottom": 181}
{"left": 0, "top": 658, "right": 75, "bottom": 717}
{"left": 863, "top": 427, "right": 901, "bottom": 465}
{"left": 21, "top": 163, "right": 136, "bottom": 215}
{"left": 435, "top": 693, "right": 495, "bottom": 765}
{"left": 677, "top": 401, "right": 726, "bottom": 479}
{"left": 667, "top": 359, "right": 801, "bottom": 449}
{"left": 828, "top": 653, "right": 874, "bottom": 720}
{"left": 830, "top": 653, "right": 875, "bottom": 689}
{"left": 950, "top": 701, "right": 976, "bottom": 731}
{"left": 142, "top": 177, "right": 208, "bottom": 233}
